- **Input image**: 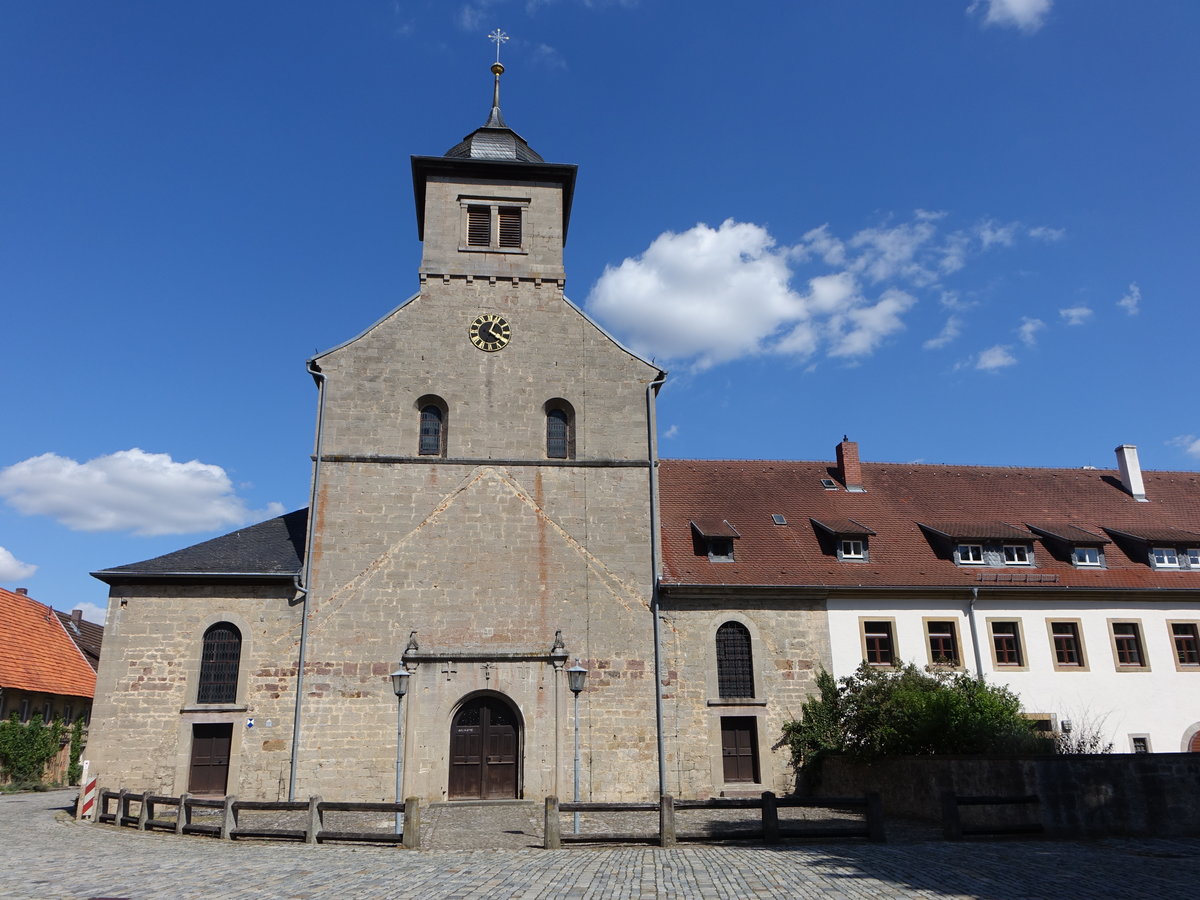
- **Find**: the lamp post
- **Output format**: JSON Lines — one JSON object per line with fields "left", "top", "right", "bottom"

{"left": 389, "top": 669, "right": 411, "bottom": 834}
{"left": 566, "top": 660, "right": 587, "bottom": 834}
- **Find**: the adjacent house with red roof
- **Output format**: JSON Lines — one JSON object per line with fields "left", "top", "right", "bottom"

{"left": 0, "top": 587, "right": 99, "bottom": 727}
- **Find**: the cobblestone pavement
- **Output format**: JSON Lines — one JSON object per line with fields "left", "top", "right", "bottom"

{"left": 2, "top": 790, "right": 1196, "bottom": 899}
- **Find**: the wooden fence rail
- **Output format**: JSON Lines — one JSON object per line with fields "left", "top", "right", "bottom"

{"left": 940, "top": 790, "right": 1044, "bottom": 840}
{"left": 544, "top": 792, "right": 885, "bottom": 849}
{"left": 95, "top": 788, "right": 420, "bottom": 848}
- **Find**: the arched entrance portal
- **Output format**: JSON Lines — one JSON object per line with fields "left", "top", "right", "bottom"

{"left": 1190, "top": 730, "right": 1200, "bottom": 753}
{"left": 449, "top": 695, "right": 520, "bottom": 800}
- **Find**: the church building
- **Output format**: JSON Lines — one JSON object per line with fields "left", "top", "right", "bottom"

{"left": 88, "top": 63, "right": 1200, "bottom": 805}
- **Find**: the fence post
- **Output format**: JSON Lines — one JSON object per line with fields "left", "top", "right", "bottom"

{"left": 137, "top": 791, "right": 151, "bottom": 830}
{"left": 117, "top": 789, "right": 130, "bottom": 827}
{"left": 940, "top": 790, "right": 962, "bottom": 841}
{"left": 659, "top": 794, "right": 676, "bottom": 848}
{"left": 402, "top": 797, "right": 421, "bottom": 850}
{"left": 761, "top": 791, "right": 780, "bottom": 844}
{"left": 221, "top": 795, "right": 236, "bottom": 840}
{"left": 306, "top": 795, "right": 321, "bottom": 844}
{"left": 176, "top": 793, "right": 190, "bottom": 835}
{"left": 544, "top": 796, "right": 561, "bottom": 850}
{"left": 865, "top": 792, "right": 885, "bottom": 843}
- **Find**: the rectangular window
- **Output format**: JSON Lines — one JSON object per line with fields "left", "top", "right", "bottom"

{"left": 990, "top": 620, "right": 1024, "bottom": 667}
{"left": 840, "top": 539, "right": 864, "bottom": 559}
{"left": 1189, "top": 549, "right": 1200, "bottom": 567}
{"left": 862, "top": 620, "right": 896, "bottom": 666}
{"left": 925, "top": 620, "right": 960, "bottom": 667}
{"left": 1172, "top": 622, "right": 1200, "bottom": 668}
{"left": 957, "top": 544, "right": 983, "bottom": 565}
{"left": 1152, "top": 547, "right": 1180, "bottom": 567}
{"left": 19, "top": 699, "right": 31, "bottom": 723}
{"left": 720, "top": 717, "right": 760, "bottom": 784}
{"left": 1049, "top": 620, "right": 1086, "bottom": 669}
{"left": 1074, "top": 546, "right": 1101, "bottom": 566}
{"left": 1003, "top": 544, "right": 1031, "bottom": 565}
{"left": 1130, "top": 735, "right": 1150, "bottom": 753}
{"left": 707, "top": 537, "right": 735, "bottom": 561}
{"left": 1111, "top": 622, "right": 1146, "bottom": 668}
{"left": 466, "top": 204, "right": 491, "bottom": 246}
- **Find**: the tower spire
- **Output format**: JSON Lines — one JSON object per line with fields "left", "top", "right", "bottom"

{"left": 486, "top": 29, "right": 509, "bottom": 128}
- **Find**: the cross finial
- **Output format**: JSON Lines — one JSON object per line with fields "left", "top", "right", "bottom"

{"left": 488, "top": 28, "right": 509, "bottom": 64}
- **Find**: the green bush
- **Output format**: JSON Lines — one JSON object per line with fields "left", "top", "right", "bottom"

{"left": 0, "top": 713, "right": 65, "bottom": 785}
{"left": 67, "top": 718, "right": 85, "bottom": 785}
{"left": 782, "top": 663, "right": 1048, "bottom": 771}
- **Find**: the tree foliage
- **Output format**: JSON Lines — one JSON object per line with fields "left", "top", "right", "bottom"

{"left": 783, "top": 663, "right": 1049, "bottom": 770}
{"left": 68, "top": 718, "right": 85, "bottom": 785}
{"left": 0, "top": 713, "right": 65, "bottom": 787}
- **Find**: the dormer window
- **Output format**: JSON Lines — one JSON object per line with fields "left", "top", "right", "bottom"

{"left": 691, "top": 518, "right": 740, "bottom": 562}
{"left": 957, "top": 544, "right": 984, "bottom": 565}
{"left": 1153, "top": 547, "right": 1180, "bottom": 568}
{"left": 840, "top": 539, "right": 865, "bottom": 560}
{"left": 1073, "top": 546, "right": 1102, "bottom": 567}
{"left": 1003, "top": 544, "right": 1032, "bottom": 566}
{"left": 1189, "top": 549, "right": 1200, "bottom": 567}
{"left": 461, "top": 198, "right": 528, "bottom": 252}
{"left": 810, "top": 518, "right": 875, "bottom": 562}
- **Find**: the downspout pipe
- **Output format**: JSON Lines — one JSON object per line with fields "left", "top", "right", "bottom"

{"left": 645, "top": 372, "right": 668, "bottom": 800}
{"left": 967, "top": 587, "right": 985, "bottom": 678}
{"left": 288, "top": 359, "right": 327, "bottom": 801}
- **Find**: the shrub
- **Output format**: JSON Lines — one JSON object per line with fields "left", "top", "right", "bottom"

{"left": 0, "top": 713, "right": 65, "bottom": 785}
{"left": 783, "top": 663, "right": 1048, "bottom": 771}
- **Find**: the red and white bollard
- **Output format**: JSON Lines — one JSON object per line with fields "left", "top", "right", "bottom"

{"left": 76, "top": 761, "right": 98, "bottom": 821}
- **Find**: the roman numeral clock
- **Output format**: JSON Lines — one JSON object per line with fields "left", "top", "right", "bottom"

{"left": 469, "top": 313, "right": 512, "bottom": 351}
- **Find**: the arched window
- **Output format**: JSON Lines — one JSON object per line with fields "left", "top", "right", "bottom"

{"left": 417, "top": 395, "right": 448, "bottom": 457}
{"left": 198, "top": 623, "right": 242, "bottom": 704}
{"left": 716, "top": 621, "right": 754, "bottom": 699}
{"left": 545, "top": 399, "right": 575, "bottom": 459}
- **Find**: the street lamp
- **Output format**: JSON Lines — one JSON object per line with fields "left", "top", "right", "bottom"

{"left": 566, "top": 660, "right": 587, "bottom": 834}
{"left": 390, "top": 669, "right": 411, "bottom": 834}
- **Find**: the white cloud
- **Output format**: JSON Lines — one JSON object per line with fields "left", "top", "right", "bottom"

{"left": 663, "top": 425, "right": 679, "bottom": 440}
{"left": 1059, "top": 306, "right": 1093, "bottom": 326}
{"left": 924, "top": 315, "right": 963, "bottom": 350}
{"left": 0, "top": 546, "right": 37, "bottom": 581}
{"left": 977, "top": 345, "right": 1018, "bottom": 371}
{"left": 587, "top": 220, "right": 804, "bottom": 370}
{"left": 969, "top": 0, "right": 1052, "bottom": 33}
{"left": 829, "top": 289, "right": 918, "bottom": 357}
{"left": 531, "top": 43, "right": 566, "bottom": 69}
{"left": 1117, "top": 282, "right": 1141, "bottom": 316}
{"left": 1168, "top": 435, "right": 1200, "bottom": 458}
{"left": 1018, "top": 316, "right": 1045, "bottom": 346}
{"left": 1028, "top": 225, "right": 1066, "bottom": 242}
{"left": 0, "top": 449, "right": 284, "bottom": 536}
{"left": 977, "top": 219, "right": 1018, "bottom": 249}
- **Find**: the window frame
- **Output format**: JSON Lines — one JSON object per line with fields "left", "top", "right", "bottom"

{"left": 416, "top": 395, "right": 449, "bottom": 458}
{"left": 1129, "top": 734, "right": 1152, "bottom": 753}
{"left": 1151, "top": 546, "right": 1180, "bottom": 568}
{"left": 1107, "top": 619, "right": 1150, "bottom": 672}
{"left": 715, "top": 621, "right": 756, "bottom": 700}
{"left": 1046, "top": 618, "right": 1089, "bottom": 672}
{"left": 859, "top": 617, "right": 898, "bottom": 667}
{"left": 839, "top": 539, "right": 866, "bottom": 561}
{"left": 1002, "top": 544, "right": 1032, "bottom": 566}
{"left": 544, "top": 398, "right": 576, "bottom": 460}
{"left": 986, "top": 617, "right": 1028, "bottom": 671}
{"left": 923, "top": 617, "right": 963, "bottom": 669}
{"left": 1073, "top": 545, "right": 1103, "bottom": 567}
{"left": 197, "top": 622, "right": 243, "bottom": 705}
{"left": 1168, "top": 620, "right": 1200, "bottom": 671}
{"left": 706, "top": 537, "right": 735, "bottom": 562}
{"left": 956, "top": 543, "right": 984, "bottom": 565}
{"left": 459, "top": 197, "right": 530, "bottom": 254}
{"left": 19, "top": 699, "right": 31, "bottom": 723}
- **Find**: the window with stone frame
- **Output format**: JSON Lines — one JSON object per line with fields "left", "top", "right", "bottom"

{"left": 545, "top": 399, "right": 575, "bottom": 459}
{"left": 715, "top": 621, "right": 754, "bottom": 699}
{"left": 461, "top": 199, "right": 527, "bottom": 252}
{"left": 990, "top": 621, "right": 1024, "bottom": 667}
{"left": 417, "top": 396, "right": 448, "bottom": 457}
{"left": 1110, "top": 621, "right": 1147, "bottom": 669}
{"left": 1050, "top": 620, "right": 1085, "bottom": 669}
{"left": 198, "top": 623, "right": 242, "bottom": 704}
{"left": 925, "top": 620, "right": 961, "bottom": 667}
{"left": 1172, "top": 622, "right": 1200, "bottom": 668}
{"left": 862, "top": 620, "right": 896, "bottom": 666}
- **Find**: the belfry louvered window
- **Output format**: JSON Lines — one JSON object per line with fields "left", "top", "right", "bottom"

{"left": 498, "top": 207, "right": 522, "bottom": 248}
{"left": 198, "top": 623, "right": 241, "bottom": 704}
{"left": 466, "top": 205, "right": 491, "bottom": 247}
{"left": 716, "top": 622, "right": 754, "bottom": 699}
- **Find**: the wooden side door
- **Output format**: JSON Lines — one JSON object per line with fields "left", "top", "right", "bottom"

{"left": 720, "top": 717, "right": 759, "bottom": 784}
{"left": 449, "top": 697, "right": 520, "bottom": 800}
{"left": 483, "top": 702, "right": 518, "bottom": 799}
{"left": 188, "top": 723, "right": 232, "bottom": 794}
{"left": 449, "top": 704, "right": 484, "bottom": 799}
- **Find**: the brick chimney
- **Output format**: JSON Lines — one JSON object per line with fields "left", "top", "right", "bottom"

{"left": 1115, "top": 444, "right": 1148, "bottom": 501}
{"left": 836, "top": 436, "right": 865, "bottom": 493}
{"left": 15, "top": 588, "right": 28, "bottom": 595}
{"left": 71, "top": 609, "right": 83, "bottom": 625}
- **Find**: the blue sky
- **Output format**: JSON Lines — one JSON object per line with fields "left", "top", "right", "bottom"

{"left": 2, "top": 0, "right": 1198, "bottom": 619}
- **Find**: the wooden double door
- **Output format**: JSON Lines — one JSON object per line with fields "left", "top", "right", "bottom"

{"left": 188, "top": 723, "right": 232, "bottom": 794}
{"left": 449, "top": 697, "right": 520, "bottom": 799}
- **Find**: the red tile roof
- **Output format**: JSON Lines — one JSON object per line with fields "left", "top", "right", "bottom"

{"left": 0, "top": 588, "right": 97, "bottom": 699}
{"left": 659, "top": 458, "right": 1200, "bottom": 591}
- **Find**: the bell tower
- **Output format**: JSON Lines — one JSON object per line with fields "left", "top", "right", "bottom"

{"left": 411, "top": 62, "right": 576, "bottom": 285}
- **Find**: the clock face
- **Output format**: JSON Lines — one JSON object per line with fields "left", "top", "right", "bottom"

{"left": 469, "top": 313, "right": 512, "bottom": 352}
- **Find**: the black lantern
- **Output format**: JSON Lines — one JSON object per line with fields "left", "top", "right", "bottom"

{"left": 390, "top": 669, "right": 411, "bottom": 698}
{"left": 567, "top": 660, "right": 587, "bottom": 695}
